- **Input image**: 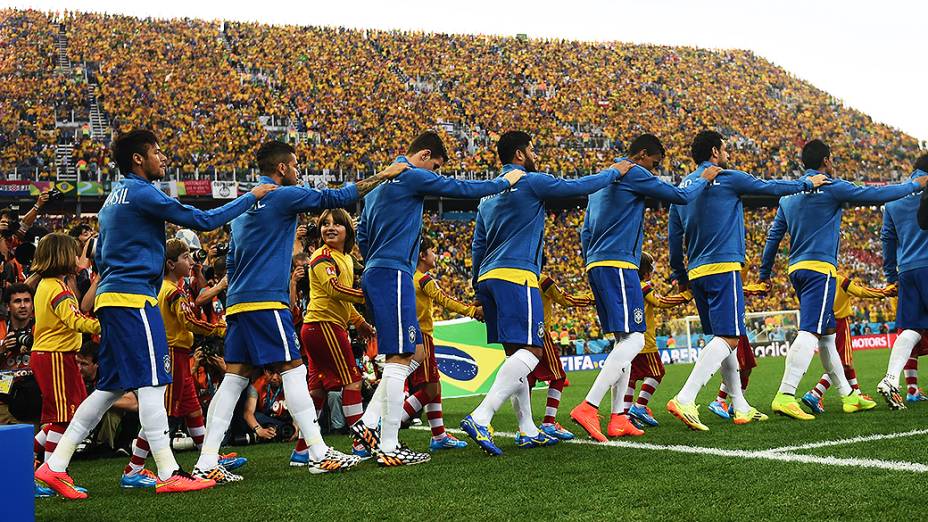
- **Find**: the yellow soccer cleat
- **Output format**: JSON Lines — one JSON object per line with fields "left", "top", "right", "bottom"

{"left": 666, "top": 396, "right": 709, "bottom": 431}
{"left": 771, "top": 393, "right": 815, "bottom": 420}
{"left": 733, "top": 407, "right": 769, "bottom": 425}
{"left": 842, "top": 390, "right": 877, "bottom": 413}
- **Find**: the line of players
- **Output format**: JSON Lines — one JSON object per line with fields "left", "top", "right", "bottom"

{"left": 33, "top": 127, "right": 928, "bottom": 500}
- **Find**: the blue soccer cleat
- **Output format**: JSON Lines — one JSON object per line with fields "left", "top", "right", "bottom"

{"left": 628, "top": 404, "right": 659, "bottom": 427}
{"left": 514, "top": 431, "right": 560, "bottom": 449}
{"left": 352, "top": 439, "right": 373, "bottom": 460}
{"left": 35, "top": 481, "right": 55, "bottom": 498}
{"left": 801, "top": 391, "right": 825, "bottom": 414}
{"left": 120, "top": 469, "right": 157, "bottom": 488}
{"left": 539, "top": 422, "right": 576, "bottom": 440}
{"left": 219, "top": 454, "right": 247, "bottom": 471}
{"left": 460, "top": 415, "right": 502, "bottom": 456}
{"left": 907, "top": 389, "right": 928, "bottom": 402}
{"left": 429, "top": 434, "right": 468, "bottom": 451}
{"left": 289, "top": 450, "right": 309, "bottom": 467}
{"left": 708, "top": 400, "right": 731, "bottom": 420}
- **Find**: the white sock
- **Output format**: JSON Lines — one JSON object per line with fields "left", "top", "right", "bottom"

{"left": 196, "top": 373, "right": 249, "bottom": 471}
{"left": 677, "top": 337, "right": 733, "bottom": 404}
{"left": 471, "top": 349, "right": 539, "bottom": 426}
{"left": 380, "top": 363, "right": 409, "bottom": 453}
{"left": 137, "top": 386, "right": 179, "bottom": 480}
{"left": 609, "top": 362, "right": 632, "bottom": 414}
{"left": 46, "top": 389, "right": 122, "bottom": 472}
{"left": 584, "top": 333, "right": 644, "bottom": 407}
{"left": 778, "top": 331, "right": 818, "bottom": 395}
{"left": 886, "top": 330, "right": 923, "bottom": 384}
{"left": 818, "top": 333, "right": 852, "bottom": 396}
{"left": 510, "top": 379, "right": 539, "bottom": 437}
{"left": 720, "top": 350, "right": 749, "bottom": 412}
{"left": 360, "top": 377, "right": 388, "bottom": 427}
{"left": 281, "top": 365, "right": 328, "bottom": 461}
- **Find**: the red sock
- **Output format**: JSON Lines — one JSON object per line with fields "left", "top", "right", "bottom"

{"left": 812, "top": 375, "right": 832, "bottom": 398}
{"left": 186, "top": 413, "right": 206, "bottom": 449}
{"left": 904, "top": 357, "right": 919, "bottom": 395}
{"left": 44, "top": 423, "right": 67, "bottom": 463}
{"left": 294, "top": 438, "right": 308, "bottom": 454}
{"left": 716, "top": 388, "right": 729, "bottom": 401}
{"left": 124, "top": 431, "right": 150, "bottom": 475}
{"left": 34, "top": 424, "right": 49, "bottom": 457}
{"left": 424, "top": 393, "right": 445, "bottom": 440}
{"left": 542, "top": 378, "right": 566, "bottom": 425}
{"left": 740, "top": 367, "right": 752, "bottom": 392}
{"left": 311, "top": 391, "right": 325, "bottom": 418}
{"left": 844, "top": 366, "right": 859, "bottom": 391}
{"left": 342, "top": 388, "right": 364, "bottom": 426}
{"left": 636, "top": 377, "right": 660, "bottom": 406}
{"left": 401, "top": 388, "right": 431, "bottom": 423}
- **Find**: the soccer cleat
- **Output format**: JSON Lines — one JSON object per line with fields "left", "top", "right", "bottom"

{"left": 628, "top": 404, "right": 659, "bottom": 427}
{"left": 877, "top": 378, "right": 907, "bottom": 410}
{"left": 771, "top": 393, "right": 815, "bottom": 420}
{"left": 842, "top": 390, "right": 877, "bottom": 413}
{"left": 733, "top": 407, "right": 769, "bottom": 425}
{"left": 514, "top": 431, "right": 560, "bottom": 448}
{"left": 460, "top": 415, "right": 502, "bottom": 456}
{"left": 350, "top": 420, "right": 381, "bottom": 452}
{"left": 429, "top": 434, "right": 468, "bottom": 451}
{"left": 707, "top": 400, "right": 731, "bottom": 420}
{"left": 907, "top": 389, "right": 928, "bottom": 402}
{"left": 35, "top": 481, "right": 55, "bottom": 498}
{"left": 376, "top": 446, "right": 431, "bottom": 467}
{"left": 569, "top": 402, "right": 607, "bottom": 442}
{"left": 666, "top": 397, "right": 709, "bottom": 431}
{"left": 289, "top": 450, "right": 309, "bottom": 467}
{"left": 120, "top": 468, "right": 158, "bottom": 489}
{"left": 540, "top": 422, "right": 577, "bottom": 440}
{"left": 801, "top": 392, "right": 825, "bottom": 414}
{"left": 608, "top": 413, "right": 645, "bottom": 437}
{"left": 219, "top": 453, "right": 247, "bottom": 471}
{"left": 191, "top": 465, "right": 241, "bottom": 486}
{"left": 34, "top": 463, "right": 88, "bottom": 500}
{"left": 158, "top": 469, "right": 216, "bottom": 494}
{"left": 308, "top": 447, "right": 362, "bottom": 474}
{"left": 352, "top": 439, "right": 373, "bottom": 460}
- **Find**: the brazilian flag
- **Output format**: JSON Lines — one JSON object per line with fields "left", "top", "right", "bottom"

{"left": 432, "top": 319, "right": 507, "bottom": 398}
{"left": 54, "top": 181, "right": 77, "bottom": 198}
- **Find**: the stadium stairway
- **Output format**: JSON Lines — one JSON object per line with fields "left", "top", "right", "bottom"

{"left": 88, "top": 83, "right": 110, "bottom": 142}
{"left": 56, "top": 142, "right": 76, "bottom": 181}
{"left": 55, "top": 22, "right": 72, "bottom": 73}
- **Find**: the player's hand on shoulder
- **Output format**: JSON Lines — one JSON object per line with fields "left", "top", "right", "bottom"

{"left": 503, "top": 168, "right": 526, "bottom": 187}
{"left": 808, "top": 174, "right": 830, "bottom": 188}
{"left": 913, "top": 175, "right": 928, "bottom": 188}
{"left": 701, "top": 165, "right": 723, "bottom": 182}
{"left": 250, "top": 183, "right": 278, "bottom": 200}
{"left": 883, "top": 283, "right": 898, "bottom": 297}
{"left": 380, "top": 162, "right": 409, "bottom": 180}
{"left": 473, "top": 306, "right": 484, "bottom": 321}
{"left": 610, "top": 159, "right": 635, "bottom": 176}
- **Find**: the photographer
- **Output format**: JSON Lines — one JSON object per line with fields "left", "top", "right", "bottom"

{"left": 0, "top": 283, "right": 35, "bottom": 425}
{"left": 195, "top": 255, "right": 228, "bottom": 322}
{"left": 288, "top": 252, "right": 310, "bottom": 322}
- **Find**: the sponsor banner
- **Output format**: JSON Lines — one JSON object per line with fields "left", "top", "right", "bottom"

{"left": 851, "top": 333, "right": 897, "bottom": 351}
{"left": 77, "top": 181, "right": 105, "bottom": 196}
{"left": 181, "top": 180, "right": 212, "bottom": 196}
{"left": 211, "top": 181, "right": 238, "bottom": 199}
{"left": 560, "top": 354, "right": 608, "bottom": 372}
{"left": 0, "top": 180, "right": 33, "bottom": 196}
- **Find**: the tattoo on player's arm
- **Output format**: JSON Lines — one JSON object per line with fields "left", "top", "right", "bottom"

{"left": 355, "top": 173, "right": 387, "bottom": 197}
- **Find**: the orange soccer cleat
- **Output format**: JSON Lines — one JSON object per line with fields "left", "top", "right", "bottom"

{"left": 607, "top": 413, "right": 645, "bottom": 437}
{"left": 35, "top": 463, "right": 88, "bottom": 500}
{"left": 155, "top": 469, "right": 216, "bottom": 494}
{"left": 569, "top": 401, "right": 607, "bottom": 442}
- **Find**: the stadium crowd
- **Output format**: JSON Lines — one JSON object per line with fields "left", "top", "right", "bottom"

{"left": 1, "top": 9, "right": 922, "bottom": 182}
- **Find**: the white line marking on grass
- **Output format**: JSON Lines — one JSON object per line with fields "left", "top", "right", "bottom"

{"left": 765, "top": 428, "right": 928, "bottom": 453}
{"left": 414, "top": 427, "right": 928, "bottom": 473}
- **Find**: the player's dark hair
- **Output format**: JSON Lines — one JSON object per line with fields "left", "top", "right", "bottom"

{"left": 628, "top": 134, "right": 665, "bottom": 158}
{"left": 407, "top": 131, "right": 449, "bottom": 162}
{"left": 419, "top": 235, "right": 435, "bottom": 257}
{"left": 68, "top": 224, "right": 91, "bottom": 238}
{"left": 317, "top": 208, "right": 356, "bottom": 254}
{"left": 915, "top": 153, "right": 928, "bottom": 173}
{"left": 4, "top": 283, "right": 33, "bottom": 304}
{"left": 497, "top": 131, "right": 533, "bottom": 165}
{"left": 112, "top": 129, "right": 158, "bottom": 174}
{"left": 257, "top": 140, "right": 296, "bottom": 174}
{"left": 690, "top": 130, "right": 724, "bottom": 164}
{"left": 801, "top": 139, "right": 831, "bottom": 170}
{"left": 638, "top": 252, "right": 654, "bottom": 278}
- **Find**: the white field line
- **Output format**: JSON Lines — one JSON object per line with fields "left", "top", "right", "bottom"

{"left": 413, "top": 427, "right": 928, "bottom": 473}
{"left": 765, "top": 428, "right": 928, "bottom": 453}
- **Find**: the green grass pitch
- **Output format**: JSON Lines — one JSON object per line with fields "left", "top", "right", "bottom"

{"left": 37, "top": 350, "right": 928, "bottom": 521}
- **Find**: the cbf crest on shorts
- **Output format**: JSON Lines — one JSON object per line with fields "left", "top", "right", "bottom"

{"left": 408, "top": 325, "right": 417, "bottom": 344}
{"left": 537, "top": 321, "right": 545, "bottom": 339}
{"left": 162, "top": 354, "right": 171, "bottom": 373}
{"left": 634, "top": 307, "right": 644, "bottom": 325}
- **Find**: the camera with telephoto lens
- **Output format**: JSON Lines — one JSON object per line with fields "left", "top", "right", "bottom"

{"left": 192, "top": 249, "right": 208, "bottom": 264}
{"left": 15, "top": 331, "right": 33, "bottom": 353}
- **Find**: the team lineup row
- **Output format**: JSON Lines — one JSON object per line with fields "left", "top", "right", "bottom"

{"left": 31, "top": 127, "right": 928, "bottom": 499}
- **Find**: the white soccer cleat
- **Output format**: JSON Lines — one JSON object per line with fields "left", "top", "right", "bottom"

{"left": 877, "top": 378, "right": 907, "bottom": 410}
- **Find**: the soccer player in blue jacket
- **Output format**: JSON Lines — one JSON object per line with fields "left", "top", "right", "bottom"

{"left": 665, "top": 130, "right": 829, "bottom": 431}
{"left": 460, "top": 130, "right": 631, "bottom": 456}
{"left": 878, "top": 153, "right": 928, "bottom": 409}
{"left": 352, "top": 131, "right": 525, "bottom": 466}
{"left": 759, "top": 140, "right": 924, "bottom": 419}
{"left": 570, "top": 133, "right": 720, "bottom": 442}
{"left": 36, "top": 129, "right": 277, "bottom": 499}
{"left": 191, "top": 141, "right": 406, "bottom": 478}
